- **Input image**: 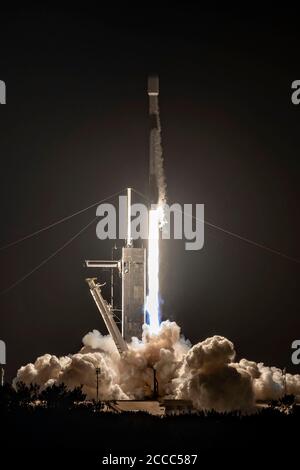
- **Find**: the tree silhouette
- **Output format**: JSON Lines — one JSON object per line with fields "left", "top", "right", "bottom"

{"left": 0, "top": 382, "right": 40, "bottom": 410}
{"left": 16, "top": 382, "right": 40, "bottom": 405}
{"left": 39, "top": 383, "right": 86, "bottom": 409}
{"left": 0, "top": 383, "right": 16, "bottom": 410}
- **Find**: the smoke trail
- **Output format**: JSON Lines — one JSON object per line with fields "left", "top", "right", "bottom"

{"left": 148, "top": 76, "right": 166, "bottom": 208}
{"left": 153, "top": 99, "right": 167, "bottom": 207}
{"left": 14, "top": 321, "right": 300, "bottom": 412}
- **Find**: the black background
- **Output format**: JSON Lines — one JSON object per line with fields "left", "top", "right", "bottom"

{"left": 0, "top": 6, "right": 299, "bottom": 380}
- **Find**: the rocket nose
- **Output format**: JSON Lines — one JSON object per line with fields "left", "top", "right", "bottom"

{"left": 148, "top": 75, "right": 159, "bottom": 96}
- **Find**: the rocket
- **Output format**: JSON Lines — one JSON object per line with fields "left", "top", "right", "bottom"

{"left": 147, "top": 75, "right": 160, "bottom": 205}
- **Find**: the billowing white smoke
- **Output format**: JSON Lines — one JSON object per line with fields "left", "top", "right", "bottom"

{"left": 15, "top": 321, "right": 300, "bottom": 412}
{"left": 15, "top": 334, "right": 126, "bottom": 400}
{"left": 236, "top": 359, "right": 300, "bottom": 402}
{"left": 119, "top": 322, "right": 190, "bottom": 399}
{"left": 174, "top": 336, "right": 255, "bottom": 412}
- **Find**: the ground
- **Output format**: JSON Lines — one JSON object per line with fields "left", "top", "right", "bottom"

{"left": 1, "top": 405, "right": 299, "bottom": 464}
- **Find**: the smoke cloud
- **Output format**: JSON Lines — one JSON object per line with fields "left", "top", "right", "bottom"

{"left": 174, "top": 336, "right": 255, "bottom": 412}
{"left": 15, "top": 321, "right": 300, "bottom": 412}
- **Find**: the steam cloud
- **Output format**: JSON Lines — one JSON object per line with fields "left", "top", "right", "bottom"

{"left": 15, "top": 321, "right": 300, "bottom": 412}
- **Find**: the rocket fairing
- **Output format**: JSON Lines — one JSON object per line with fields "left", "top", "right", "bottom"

{"left": 148, "top": 75, "right": 160, "bottom": 205}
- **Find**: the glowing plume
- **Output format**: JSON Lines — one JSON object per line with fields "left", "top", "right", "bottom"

{"left": 145, "top": 208, "right": 160, "bottom": 334}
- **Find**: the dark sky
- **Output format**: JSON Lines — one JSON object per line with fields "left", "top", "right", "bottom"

{"left": 0, "top": 6, "right": 299, "bottom": 380}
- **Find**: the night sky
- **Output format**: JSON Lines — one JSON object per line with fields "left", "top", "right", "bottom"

{"left": 0, "top": 7, "right": 299, "bottom": 380}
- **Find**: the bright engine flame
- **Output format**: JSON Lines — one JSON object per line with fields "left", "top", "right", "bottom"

{"left": 145, "top": 208, "right": 161, "bottom": 334}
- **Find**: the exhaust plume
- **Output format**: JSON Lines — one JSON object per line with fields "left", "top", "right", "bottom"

{"left": 14, "top": 320, "right": 300, "bottom": 412}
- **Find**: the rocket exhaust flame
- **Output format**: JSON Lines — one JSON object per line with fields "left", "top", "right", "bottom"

{"left": 145, "top": 208, "right": 160, "bottom": 334}
{"left": 146, "top": 75, "right": 167, "bottom": 334}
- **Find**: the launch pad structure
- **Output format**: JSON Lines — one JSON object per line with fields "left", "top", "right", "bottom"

{"left": 85, "top": 76, "right": 161, "bottom": 351}
{"left": 85, "top": 189, "right": 146, "bottom": 348}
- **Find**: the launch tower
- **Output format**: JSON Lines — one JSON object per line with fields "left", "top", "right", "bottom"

{"left": 85, "top": 76, "right": 161, "bottom": 351}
